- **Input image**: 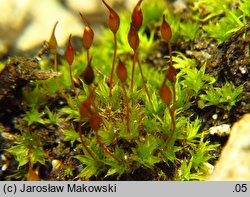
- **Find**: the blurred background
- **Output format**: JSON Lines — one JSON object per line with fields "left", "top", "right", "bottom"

{"left": 0, "top": 0, "right": 152, "bottom": 59}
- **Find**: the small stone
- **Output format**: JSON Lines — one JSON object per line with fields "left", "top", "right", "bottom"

{"left": 212, "top": 114, "right": 218, "bottom": 120}
{"left": 238, "top": 66, "right": 247, "bottom": 74}
{"left": 208, "top": 124, "right": 231, "bottom": 136}
{"left": 209, "top": 114, "right": 250, "bottom": 180}
{"left": 52, "top": 159, "right": 62, "bottom": 170}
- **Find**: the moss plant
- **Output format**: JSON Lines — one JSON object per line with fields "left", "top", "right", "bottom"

{"left": 3, "top": 0, "right": 248, "bottom": 181}
{"left": 102, "top": 0, "right": 120, "bottom": 97}
{"left": 199, "top": 82, "right": 243, "bottom": 111}
{"left": 7, "top": 129, "right": 45, "bottom": 180}
{"left": 194, "top": 0, "right": 248, "bottom": 43}
{"left": 48, "top": 21, "right": 59, "bottom": 71}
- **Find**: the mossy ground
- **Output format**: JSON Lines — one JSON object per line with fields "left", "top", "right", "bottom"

{"left": 0, "top": 0, "right": 249, "bottom": 180}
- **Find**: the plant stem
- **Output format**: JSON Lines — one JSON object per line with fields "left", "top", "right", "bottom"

{"left": 163, "top": 40, "right": 176, "bottom": 150}
{"left": 87, "top": 49, "right": 91, "bottom": 65}
{"left": 96, "top": 131, "right": 121, "bottom": 162}
{"left": 130, "top": 52, "right": 136, "bottom": 95}
{"left": 171, "top": 81, "right": 176, "bottom": 111}
{"left": 168, "top": 41, "right": 172, "bottom": 66}
{"left": 109, "top": 33, "right": 118, "bottom": 97}
{"left": 54, "top": 53, "right": 58, "bottom": 71}
{"left": 122, "top": 82, "right": 130, "bottom": 133}
{"left": 69, "top": 65, "right": 80, "bottom": 104}
{"left": 88, "top": 86, "right": 109, "bottom": 131}
{"left": 78, "top": 123, "right": 96, "bottom": 160}
{"left": 136, "top": 51, "right": 153, "bottom": 107}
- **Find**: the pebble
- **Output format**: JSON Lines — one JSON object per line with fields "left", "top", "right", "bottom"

{"left": 52, "top": 159, "right": 62, "bottom": 170}
{"left": 208, "top": 124, "right": 231, "bottom": 136}
{"left": 209, "top": 114, "right": 250, "bottom": 180}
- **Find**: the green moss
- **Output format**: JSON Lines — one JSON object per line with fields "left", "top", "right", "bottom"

{"left": 199, "top": 82, "right": 243, "bottom": 111}
{"left": 3, "top": 0, "right": 246, "bottom": 181}
{"left": 7, "top": 130, "right": 45, "bottom": 167}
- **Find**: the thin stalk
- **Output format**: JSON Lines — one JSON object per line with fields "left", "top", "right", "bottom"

{"left": 130, "top": 52, "right": 136, "bottom": 95}
{"left": 168, "top": 41, "right": 172, "bottom": 66}
{"left": 136, "top": 51, "right": 153, "bottom": 107}
{"left": 121, "top": 82, "right": 130, "bottom": 133}
{"left": 69, "top": 65, "right": 80, "bottom": 104}
{"left": 171, "top": 82, "right": 176, "bottom": 112}
{"left": 164, "top": 39, "right": 176, "bottom": 150}
{"left": 88, "top": 86, "right": 109, "bottom": 131}
{"left": 96, "top": 132, "right": 121, "bottom": 163}
{"left": 78, "top": 122, "right": 96, "bottom": 160}
{"left": 109, "top": 33, "right": 118, "bottom": 97}
{"left": 87, "top": 49, "right": 91, "bottom": 65}
{"left": 162, "top": 41, "right": 173, "bottom": 85}
{"left": 53, "top": 53, "right": 58, "bottom": 71}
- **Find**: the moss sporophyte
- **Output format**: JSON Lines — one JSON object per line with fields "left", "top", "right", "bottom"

{"left": 2, "top": 0, "right": 247, "bottom": 180}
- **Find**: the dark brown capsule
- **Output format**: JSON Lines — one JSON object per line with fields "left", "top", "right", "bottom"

{"left": 82, "top": 59, "right": 95, "bottom": 85}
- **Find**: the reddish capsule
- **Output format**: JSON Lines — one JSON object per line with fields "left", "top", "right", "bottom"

{"left": 131, "top": 0, "right": 143, "bottom": 31}
{"left": 128, "top": 23, "right": 139, "bottom": 51}
{"left": 161, "top": 14, "right": 172, "bottom": 43}
{"left": 159, "top": 83, "right": 172, "bottom": 107}
{"left": 90, "top": 113, "right": 102, "bottom": 131}
{"left": 80, "top": 99, "right": 92, "bottom": 119}
{"left": 102, "top": 0, "right": 120, "bottom": 34}
{"left": 80, "top": 88, "right": 95, "bottom": 119}
{"left": 116, "top": 59, "right": 127, "bottom": 83}
{"left": 83, "top": 26, "right": 94, "bottom": 50}
{"left": 65, "top": 34, "right": 74, "bottom": 66}
{"left": 166, "top": 66, "right": 176, "bottom": 83}
{"left": 80, "top": 13, "right": 94, "bottom": 49}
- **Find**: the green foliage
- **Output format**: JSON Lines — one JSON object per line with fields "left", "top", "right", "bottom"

{"left": 60, "top": 98, "right": 80, "bottom": 121}
{"left": 74, "top": 140, "right": 106, "bottom": 179}
{"left": 188, "top": 134, "right": 219, "bottom": 171}
{"left": 178, "top": 157, "right": 205, "bottom": 181}
{"left": 239, "top": 0, "right": 250, "bottom": 17}
{"left": 23, "top": 85, "right": 48, "bottom": 109}
{"left": 23, "top": 106, "right": 60, "bottom": 127}
{"left": 44, "top": 106, "right": 60, "bottom": 126}
{"left": 185, "top": 117, "right": 201, "bottom": 141}
{"left": 62, "top": 124, "right": 80, "bottom": 146}
{"left": 199, "top": 82, "right": 243, "bottom": 111}
{"left": 23, "top": 108, "right": 45, "bottom": 126}
{"left": 133, "top": 136, "right": 161, "bottom": 168}
{"left": 104, "top": 146, "right": 127, "bottom": 179}
{"left": 194, "top": 0, "right": 249, "bottom": 43}
{"left": 7, "top": 130, "right": 45, "bottom": 167}
{"left": 194, "top": 0, "right": 232, "bottom": 21}
{"left": 180, "top": 65, "right": 216, "bottom": 97}
{"left": 75, "top": 154, "right": 104, "bottom": 179}
{"left": 142, "top": 0, "right": 166, "bottom": 27}
{"left": 4, "top": 0, "right": 245, "bottom": 181}
{"left": 180, "top": 21, "right": 200, "bottom": 41}
{"left": 98, "top": 126, "right": 116, "bottom": 146}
